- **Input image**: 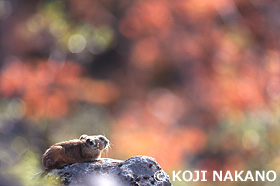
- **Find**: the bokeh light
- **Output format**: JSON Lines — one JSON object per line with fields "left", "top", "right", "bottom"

{"left": 68, "top": 34, "right": 87, "bottom": 53}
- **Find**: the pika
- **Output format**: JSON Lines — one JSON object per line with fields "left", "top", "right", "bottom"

{"left": 42, "top": 134, "right": 109, "bottom": 169}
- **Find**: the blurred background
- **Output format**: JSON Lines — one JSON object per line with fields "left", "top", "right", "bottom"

{"left": 0, "top": 0, "right": 280, "bottom": 185}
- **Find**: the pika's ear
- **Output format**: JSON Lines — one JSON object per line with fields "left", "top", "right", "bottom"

{"left": 80, "top": 134, "right": 88, "bottom": 140}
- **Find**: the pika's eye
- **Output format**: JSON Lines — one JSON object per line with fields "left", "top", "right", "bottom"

{"left": 86, "top": 139, "right": 94, "bottom": 146}
{"left": 100, "top": 137, "right": 105, "bottom": 141}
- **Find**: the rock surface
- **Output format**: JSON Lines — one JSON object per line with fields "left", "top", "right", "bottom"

{"left": 37, "top": 156, "right": 172, "bottom": 186}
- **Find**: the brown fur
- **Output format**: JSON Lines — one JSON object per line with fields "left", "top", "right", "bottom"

{"left": 42, "top": 134, "right": 109, "bottom": 169}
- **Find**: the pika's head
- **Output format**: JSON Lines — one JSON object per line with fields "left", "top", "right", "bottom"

{"left": 80, "top": 134, "right": 109, "bottom": 150}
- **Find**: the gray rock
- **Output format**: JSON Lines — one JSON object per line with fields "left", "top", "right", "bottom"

{"left": 37, "top": 156, "right": 172, "bottom": 186}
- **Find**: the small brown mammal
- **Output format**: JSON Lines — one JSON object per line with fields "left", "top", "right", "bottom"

{"left": 42, "top": 134, "right": 109, "bottom": 169}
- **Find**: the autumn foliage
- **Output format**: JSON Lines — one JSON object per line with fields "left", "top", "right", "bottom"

{"left": 0, "top": 61, "right": 119, "bottom": 119}
{"left": 1, "top": 1, "right": 280, "bottom": 184}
